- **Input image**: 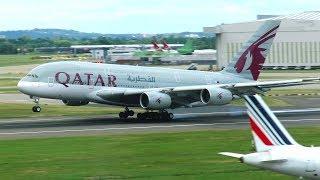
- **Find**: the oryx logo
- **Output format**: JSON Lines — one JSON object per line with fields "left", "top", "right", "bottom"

{"left": 234, "top": 25, "right": 279, "bottom": 80}
{"left": 217, "top": 92, "right": 223, "bottom": 99}
{"left": 156, "top": 98, "right": 161, "bottom": 104}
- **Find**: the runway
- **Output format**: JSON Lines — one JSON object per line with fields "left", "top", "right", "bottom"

{"left": 1, "top": 111, "right": 320, "bottom": 139}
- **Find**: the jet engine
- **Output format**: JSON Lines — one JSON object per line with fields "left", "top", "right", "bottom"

{"left": 200, "top": 87, "right": 233, "bottom": 105}
{"left": 140, "top": 92, "right": 172, "bottom": 109}
{"left": 62, "top": 100, "right": 89, "bottom": 106}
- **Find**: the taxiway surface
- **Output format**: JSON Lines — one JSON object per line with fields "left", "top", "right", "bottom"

{"left": 0, "top": 111, "right": 320, "bottom": 139}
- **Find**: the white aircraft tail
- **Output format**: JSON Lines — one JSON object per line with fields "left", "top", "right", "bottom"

{"left": 223, "top": 20, "right": 281, "bottom": 81}
{"left": 244, "top": 95, "right": 298, "bottom": 152}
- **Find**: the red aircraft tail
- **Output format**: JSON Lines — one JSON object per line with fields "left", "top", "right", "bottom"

{"left": 152, "top": 39, "right": 160, "bottom": 50}
{"left": 162, "top": 39, "right": 170, "bottom": 50}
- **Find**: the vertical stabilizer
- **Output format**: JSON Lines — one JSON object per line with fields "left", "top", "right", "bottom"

{"left": 152, "top": 38, "right": 160, "bottom": 50}
{"left": 162, "top": 39, "right": 170, "bottom": 50}
{"left": 223, "top": 20, "right": 281, "bottom": 81}
{"left": 244, "top": 95, "right": 298, "bottom": 152}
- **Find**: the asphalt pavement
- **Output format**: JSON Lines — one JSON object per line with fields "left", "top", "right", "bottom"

{"left": 1, "top": 94, "right": 320, "bottom": 139}
{"left": 0, "top": 111, "right": 320, "bottom": 139}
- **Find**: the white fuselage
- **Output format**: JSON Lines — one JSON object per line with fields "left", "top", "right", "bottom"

{"left": 243, "top": 145, "right": 320, "bottom": 179}
{"left": 17, "top": 61, "right": 250, "bottom": 108}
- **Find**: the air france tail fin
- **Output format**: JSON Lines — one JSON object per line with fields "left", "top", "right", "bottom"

{"left": 223, "top": 20, "right": 281, "bottom": 81}
{"left": 244, "top": 95, "right": 298, "bottom": 152}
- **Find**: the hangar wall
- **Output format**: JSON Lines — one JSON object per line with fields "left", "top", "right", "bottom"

{"left": 203, "top": 11, "right": 320, "bottom": 68}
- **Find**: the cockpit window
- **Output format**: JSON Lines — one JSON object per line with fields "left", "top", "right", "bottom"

{"left": 21, "top": 73, "right": 39, "bottom": 82}
{"left": 26, "top": 74, "right": 39, "bottom": 78}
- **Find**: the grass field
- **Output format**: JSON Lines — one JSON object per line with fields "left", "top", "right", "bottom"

{"left": 0, "top": 87, "right": 19, "bottom": 94}
{"left": 0, "top": 54, "right": 48, "bottom": 67}
{"left": 0, "top": 77, "right": 19, "bottom": 93}
{"left": 0, "top": 73, "right": 23, "bottom": 78}
{"left": 0, "top": 103, "right": 123, "bottom": 119}
{"left": 0, "top": 78, "right": 19, "bottom": 86}
{"left": 1, "top": 127, "right": 319, "bottom": 179}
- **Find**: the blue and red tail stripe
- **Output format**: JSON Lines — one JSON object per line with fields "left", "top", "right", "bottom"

{"left": 244, "top": 95, "right": 297, "bottom": 146}
{"left": 249, "top": 116, "right": 273, "bottom": 145}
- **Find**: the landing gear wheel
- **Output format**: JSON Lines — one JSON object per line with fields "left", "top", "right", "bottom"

{"left": 128, "top": 110, "right": 134, "bottom": 116}
{"left": 31, "top": 97, "right": 41, "bottom": 112}
{"left": 32, "top": 106, "right": 41, "bottom": 112}
{"left": 137, "top": 113, "right": 146, "bottom": 121}
{"left": 136, "top": 111, "right": 173, "bottom": 121}
{"left": 119, "top": 107, "right": 135, "bottom": 119}
{"left": 119, "top": 112, "right": 129, "bottom": 119}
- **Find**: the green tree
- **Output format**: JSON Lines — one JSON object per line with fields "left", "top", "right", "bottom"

{"left": 53, "top": 39, "right": 72, "bottom": 47}
{"left": 0, "top": 42, "right": 17, "bottom": 54}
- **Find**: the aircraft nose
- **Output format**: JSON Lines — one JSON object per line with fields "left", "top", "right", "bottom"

{"left": 17, "top": 80, "right": 23, "bottom": 91}
{"left": 17, "top": 80, "right": 28, "bottom": 94}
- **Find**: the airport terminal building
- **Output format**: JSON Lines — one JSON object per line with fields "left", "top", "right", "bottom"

{"left": 203, "top": 11, "right": 320, "bottom": 69}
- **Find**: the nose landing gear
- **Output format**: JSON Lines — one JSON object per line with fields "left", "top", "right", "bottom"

{"left": 32, "top": 106, "right": 41, "bottom": 112}
{"left": 31, "top": 97, "right": 41, "bottom": 112}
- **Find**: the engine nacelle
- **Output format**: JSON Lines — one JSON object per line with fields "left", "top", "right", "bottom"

{"left": 140, "top": 92, "right": 172, "bottom": 110}
{"left": 200, "top": 87, "right": 233, "bottom": 105}
{"left": 62, "top": 100, "right": 89, "bottom": 106}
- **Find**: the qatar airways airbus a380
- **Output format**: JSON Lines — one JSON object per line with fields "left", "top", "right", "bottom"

{"left": 17, "top": 20, "right": 319, "bottom": 120}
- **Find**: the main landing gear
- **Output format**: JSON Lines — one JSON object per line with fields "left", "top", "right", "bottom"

{"left": 31, "top": 97, "right": 41, "bottom": 112}
{"left": 118, "top": 108, "right": 174, "bottom": 121}
{"left": 119, "top": 107, "right": 135, "bottom": 119}
{"left": 137, "top": 111, "right": 174, "bottom": 121}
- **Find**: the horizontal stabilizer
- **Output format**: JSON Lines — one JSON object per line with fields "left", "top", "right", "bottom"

{"left": 219, "top": 152, "right": 244, "bottom": 159}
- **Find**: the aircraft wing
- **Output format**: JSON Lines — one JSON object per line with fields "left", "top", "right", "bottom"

{"left": 96, "top": 77, "right": 319, "bottom": 108}
{"left": 98, "top": 78, "right": 319, "bottom": 97}
{"left": 167, "top": 77, "right": 320, "bottom": 94}
{"left": 222, "top": 77, "right": 320, "bottom": 95}
{"left": 230, "top": 78, "right": 319, "bottom": 88}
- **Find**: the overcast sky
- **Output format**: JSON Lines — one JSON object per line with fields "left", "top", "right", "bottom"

{"left": 0, "top": 0, "right": 318, "bottom": 33}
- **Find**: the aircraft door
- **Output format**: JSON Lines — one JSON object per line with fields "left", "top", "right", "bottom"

{"left": 48, "top": 77, "right": 54, "bottom": 87}
{"left": 174, "top": 72, "right": 181, "bottom": 83}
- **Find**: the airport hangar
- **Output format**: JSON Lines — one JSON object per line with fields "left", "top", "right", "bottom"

{"left": 203, "top": 11, "right": 320, "bottom": 69}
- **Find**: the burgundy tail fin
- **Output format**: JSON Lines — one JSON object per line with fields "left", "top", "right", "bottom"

{"left": 162, "top": 40, "right": 170, "bottom": 50}
{"left": 152, "top": 39, "right": 160, "bottom": 50}
{"left": 223, "top": 20, "right": 281, "bottom": 81}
